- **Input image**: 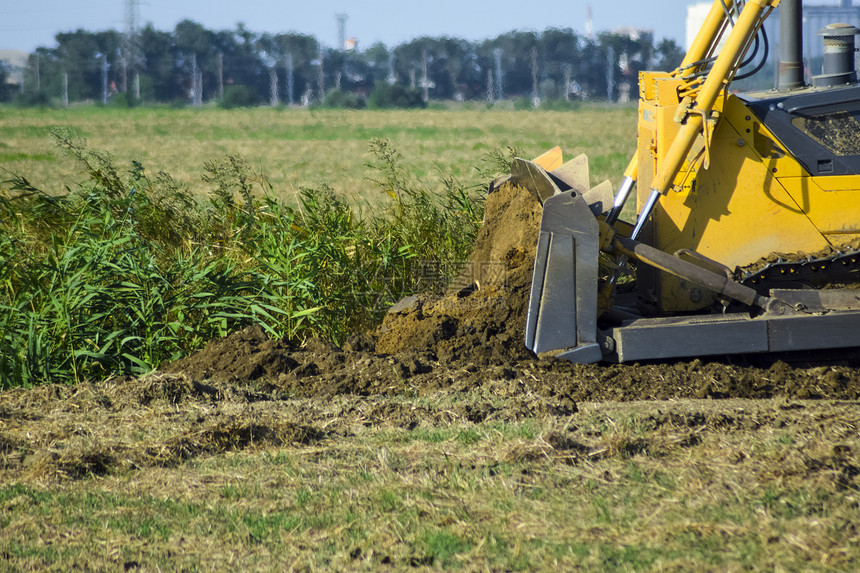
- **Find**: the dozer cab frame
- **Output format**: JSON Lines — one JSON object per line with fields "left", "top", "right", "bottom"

{"left": 522, "top": 0, "right": 860, "bottom": 363}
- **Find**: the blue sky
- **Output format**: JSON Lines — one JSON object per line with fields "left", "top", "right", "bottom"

{"left": 1, "top": 0, "right": 698, "bottom": 53}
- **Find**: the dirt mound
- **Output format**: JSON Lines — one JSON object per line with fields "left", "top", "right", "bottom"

{"left": 159, "top": 320, "right": 860, "bottom": 404}
{"left": 164, "top": 324, "right": 302, "bottom": 382}
{"left": 157, "top": 178, "right": 860, "bottom": 404}
{"left": 374, "top": 181, "right": 540, "bottom": 364}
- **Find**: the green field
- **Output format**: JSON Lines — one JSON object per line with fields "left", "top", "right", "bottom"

{"left": 0, "top": 104, "right": 637, "bottom": 202}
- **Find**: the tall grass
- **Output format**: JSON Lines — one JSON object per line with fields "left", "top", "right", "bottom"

{"left": 0, "top": 134, "right": 486, "bottom": 387}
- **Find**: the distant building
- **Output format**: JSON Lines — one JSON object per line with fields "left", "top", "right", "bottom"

{"left": 686, "top": 3, "right": 716, "bottom": 51}
{"left": 686, "top": 1, "right": 860, "bottom": 63}
{"left": 0, "top": 49, "right": 28, "bottom": 86}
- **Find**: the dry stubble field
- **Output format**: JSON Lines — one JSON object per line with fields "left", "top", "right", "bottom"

{"left": 0, "top": 104, "right": 858, "bottom": 571}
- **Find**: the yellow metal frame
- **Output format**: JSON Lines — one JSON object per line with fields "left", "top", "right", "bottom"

{"left": 639, "top": 89, "right": 860, "bottom": 311}
{"left": 624, "top": 0, "right": 860, "bottom": 311}
{"left": 600, "top": 0, "right": 860, "bottom": 312}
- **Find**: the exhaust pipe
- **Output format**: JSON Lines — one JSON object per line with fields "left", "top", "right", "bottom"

{"left": 778, "top": 0, "right": 804, "bottom": 90}
{"left": 812, "top": 22, "right": 860, "bottom": 87}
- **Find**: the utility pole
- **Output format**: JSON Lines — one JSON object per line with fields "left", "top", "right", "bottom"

{"left": 102, "top": 54, "right": 109, "bottom": 105}
{"left": 493, "top": 48, "right": 503, "bottom": 100}
{"left": 270, "top": 65, "right": 279, "bottom": 106}
{"left": 531, "top": 46, "right": 539, "bottom": 108}
{"left": 586, "top": 5, "right": 594, "bottom": 42}
{"left": 217, "top": 52, "right": 224, "bottom": 101}
{"left": 34, "top": 53, "right": 40, "bottom": 93}
{"left": 563, "top": 63, "right": 572, "bottom": 101}
{"left": 387, "top": 53, "right": 396, "bottom": 84}
{"left": 421, "top": 49, "right": 429, "bottom": 102}
{"left": 191, "top": 53, "right": 203, "bottom": 106}
{"left": 286, "top": 53, "right": 294, "bottom": 105}
{"left": 317, "top": 50, "right": 325, "bottom": 99}
{"left": 606, "top": 46, "right": 615, "bottom": 103}
{"left": 63, "top": 72, "right": 69, "bottom": 107}
{"left": 335, "top": 14, "right": 349, "bottom": 99}
{"left": 120, "top": 51, "right": 128, "bottom": 93}
{"left": 191, "top": 53, "right": 197, "bottom": 104}
{"left": 196, "top": 61, "right": 203, "bottom": 105}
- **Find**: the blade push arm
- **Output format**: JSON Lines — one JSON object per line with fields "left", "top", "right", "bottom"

{"left": 633, "top": 0, "right": 779, "bottom": 240}
{"left": 608, "top": 0, "right": 757, "bottom": 223}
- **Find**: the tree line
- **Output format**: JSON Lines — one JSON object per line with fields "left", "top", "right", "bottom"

{"left": 6, "top": 20, "right": 685, "bottom": 107}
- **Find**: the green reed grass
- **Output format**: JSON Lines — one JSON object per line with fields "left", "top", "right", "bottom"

{"left": 0, "top": 134, "right": 486, "bottom": 387}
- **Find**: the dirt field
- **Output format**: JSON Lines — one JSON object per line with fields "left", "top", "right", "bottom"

{"left": 2, "top": 180, "right": 859, "bottom": 570}
{"left": 2, "top": 342, "right": 858, "bottom": 570}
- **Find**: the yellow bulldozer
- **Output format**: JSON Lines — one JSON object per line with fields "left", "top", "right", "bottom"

{"left": 516, "top": 0, "right": 860, "bottom": 362}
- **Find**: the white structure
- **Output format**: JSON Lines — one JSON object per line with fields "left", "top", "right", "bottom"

{"left": 0, "top": 49, "right": 28, "bottom": 86}
{"left": 686, "top": 3, "right": 713, "bottom": 51}
{"left": 687, "top": 1, "right": 860, "bottom": 61}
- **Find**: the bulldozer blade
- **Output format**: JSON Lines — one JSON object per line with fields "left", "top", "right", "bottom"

{"left": 531, "top": 146, "right": 564, "bottom": 171}
{"left": 549, "top": 155, "right": 614, "bottom": 216}
{"left": 548, "top": 153, "right": 590, "bottom": 194}
{"left": 582, "top": 179, "right": 614, "bottom": 217}
{"left": 510, "top": 158, "right": 562, "bottom": 204}
{"left": 492, "top": 147, "right": 564, "bottom": 196}
{"left": 525, "top": 189, "right": 603, "bottom": 363}
{"left": 509, "top": 153, "right": 609, "bottom": 213}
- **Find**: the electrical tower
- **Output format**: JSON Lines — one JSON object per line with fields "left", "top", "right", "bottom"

{"left": 336, "top": 14, "right": 348, "bottom": 50}
{"left": 126, "top": 0, "right": 139, "bottom": 38}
